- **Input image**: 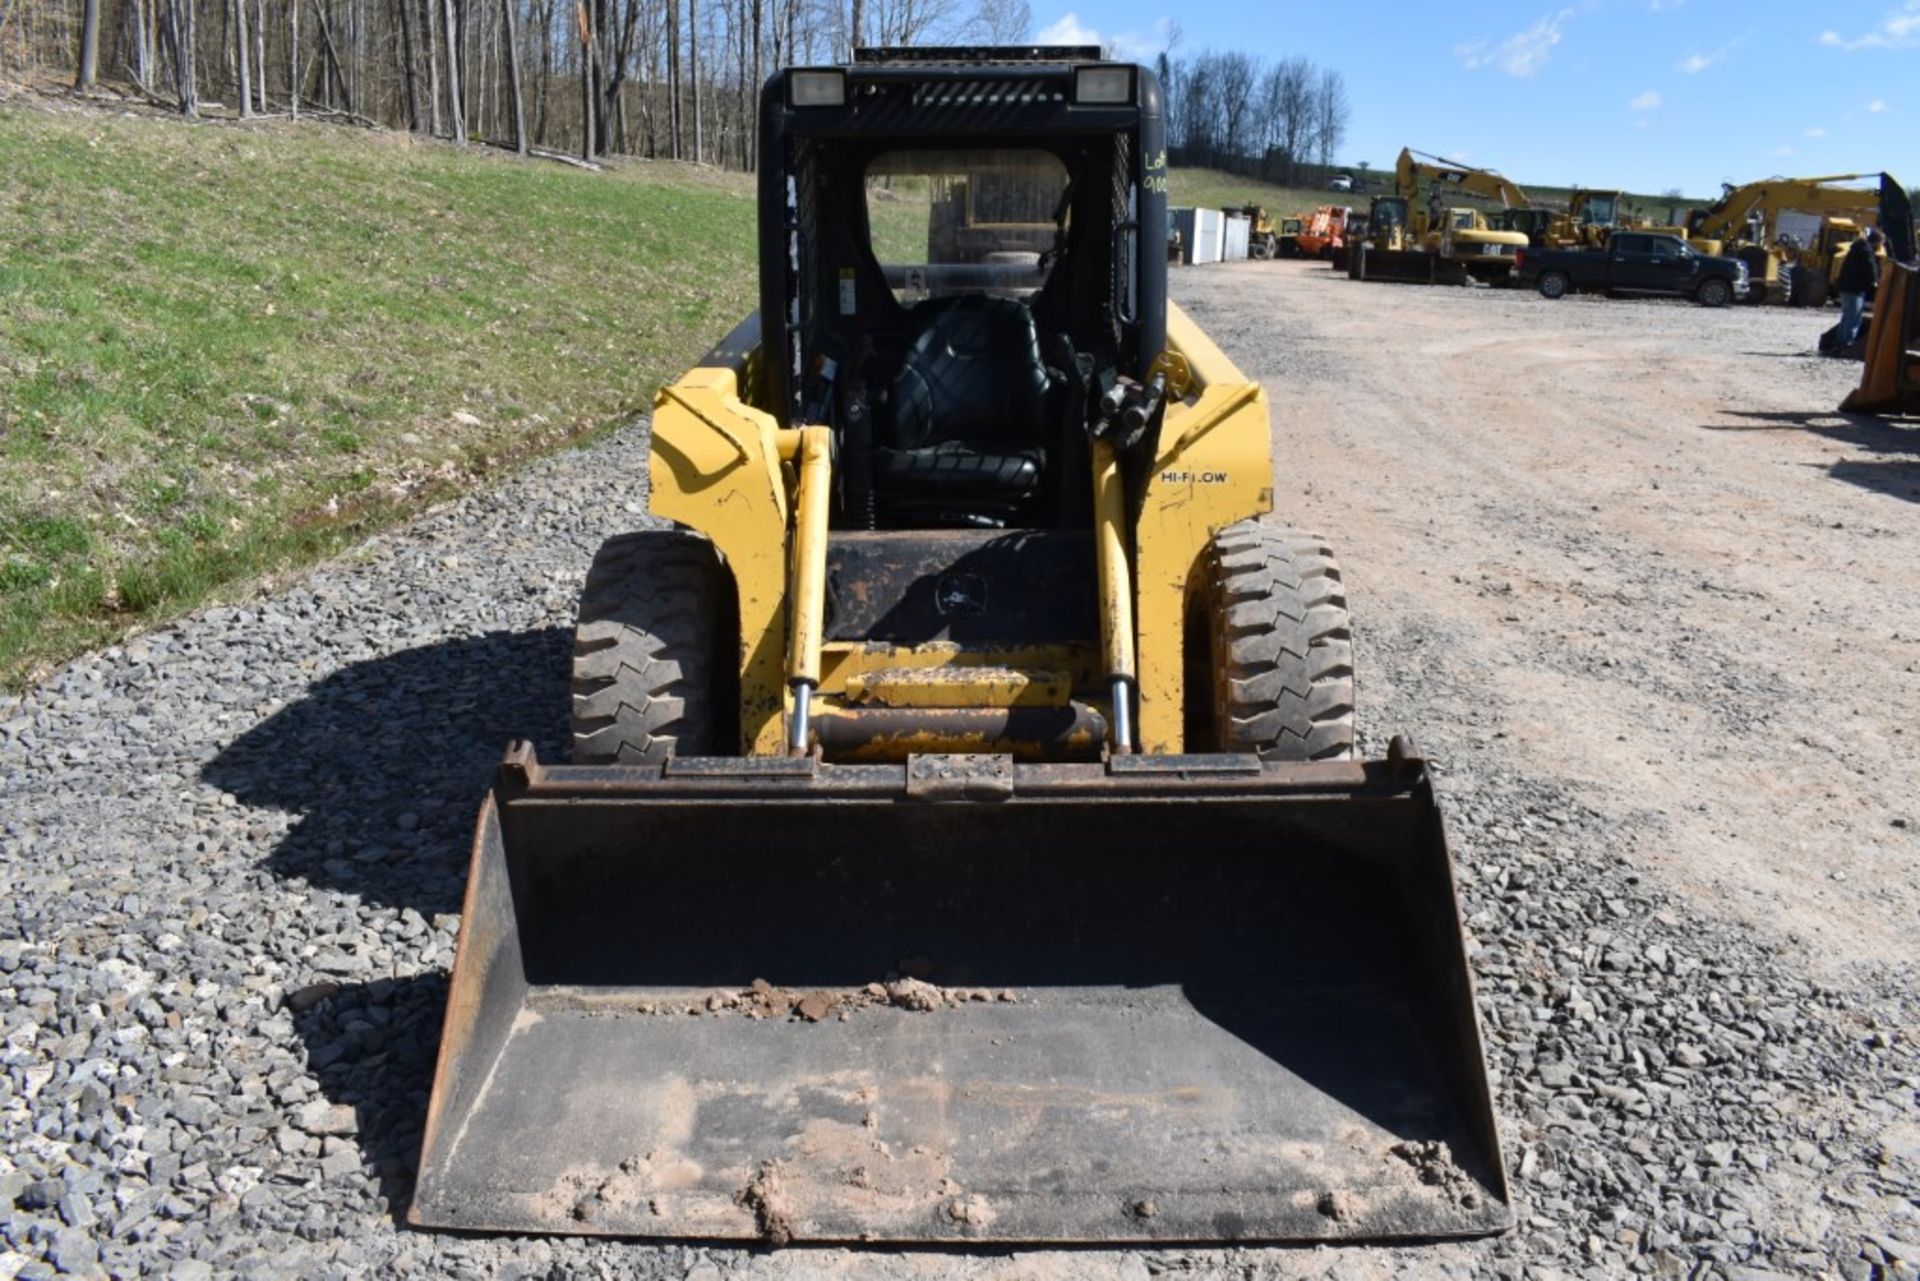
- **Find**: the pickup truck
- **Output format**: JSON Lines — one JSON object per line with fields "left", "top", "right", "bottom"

{"left": 1516, "top": 231, "right": 1750, "bottom": 306}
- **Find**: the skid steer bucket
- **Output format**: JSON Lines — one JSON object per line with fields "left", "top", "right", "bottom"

{"left": 411, "top": 742, "right": 1511, "bottom": 1244}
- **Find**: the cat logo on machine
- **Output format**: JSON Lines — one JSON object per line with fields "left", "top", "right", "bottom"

{"left": 935, "top": 572, "right": 989, "bottom": 616}
{"left": 1158, "top": 470, "right": 1231, "bottom": 485}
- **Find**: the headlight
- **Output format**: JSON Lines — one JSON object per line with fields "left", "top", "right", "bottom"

{"left": 1073, "top": 66, "right": 1134, "bottom": 104}
{"left": 789, "top": 70, "right": 846, "bottom": 107}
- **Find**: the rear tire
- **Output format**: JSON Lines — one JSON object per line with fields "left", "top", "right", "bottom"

{"left": 1697, "top": 277, "right": 1733, "bottom": 308}
{"left": 1199, "top": 523, "right": 1355, "bottom": 761}
{"left": 571, "top": 529, "right": 733, "bottom": 763}
{"left": 1537, "top": 270, "right": 1571, "bottom": 300}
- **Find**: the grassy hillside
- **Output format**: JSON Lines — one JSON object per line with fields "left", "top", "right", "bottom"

{"left": 1170, "top": 169, "right": 1345, "bottom": 218}
{"left": 0, "top": 105, "right": 757, "bottom": 687}
{"left": 0, "top": 100, "right": 1721, "bottom": 689}
{"left": 1171, "top": 165, "right": 1708, "bottom": 220}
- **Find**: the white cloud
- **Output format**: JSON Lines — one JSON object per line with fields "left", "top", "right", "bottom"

{"left": 1772, "top": 144, "right": 1796, "bottom": 156}
{"left": 1629, "top": 89, "right": 1663, "bottom": 110}
{"left": 1677, "top": 32, "right": 1750, "bottom": 73}
{"left": 1819, "top": 1, "right": 1920, "bottom": 50}
{"left": 1456, "top": 8, "right": 1576, "bottom": 77}
{"left": 1033, "top": 12, "right": 1161, "bottom": 61}
{"left": 1035, "top": 12, "right": 1099, "bottom": 45}
{"left": 1804, "top": 126, "right": 1828, "bottom": 138}
{"left": 1867, "top": 98, "right": 1891, "bottom": 112}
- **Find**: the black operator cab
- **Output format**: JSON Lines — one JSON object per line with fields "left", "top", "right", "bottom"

{"left": 756, "top": 47, "right": 1169, "bottom": 531}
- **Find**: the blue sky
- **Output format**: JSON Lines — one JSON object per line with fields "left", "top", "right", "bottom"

{"left": 1031, "top": 0, "right": 1918, "bottom": 196}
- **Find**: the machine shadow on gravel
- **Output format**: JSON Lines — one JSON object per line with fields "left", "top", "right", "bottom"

{"left": 202, "top": 627, "right": 572, "bottom": 917}
{"left": 1704, "top": 410, "right": 1920, "bottom": 504}
{"left": 291, "top": 973, "right": 448, "bottom": 1223}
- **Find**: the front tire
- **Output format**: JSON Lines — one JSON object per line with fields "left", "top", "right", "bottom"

{"left": 1197, "top": 523, "right": 1355, "bottom": 761}
{"left": 571, "top": 530, "right": 733, "bottom": 763}
{"left": 1537, "top": 270, "right": 1571, "bottom": 300}
{"left": 1697, "top": 277, "right": 1733, "bottom": 308}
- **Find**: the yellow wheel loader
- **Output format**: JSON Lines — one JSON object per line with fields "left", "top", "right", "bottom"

{"left": 411, "top": 46, "right": 1510, "bottom": 1246}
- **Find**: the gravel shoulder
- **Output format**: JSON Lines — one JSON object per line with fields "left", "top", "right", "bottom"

{"left": 2, "top": 263, "right": 1917, "bottom": 1279}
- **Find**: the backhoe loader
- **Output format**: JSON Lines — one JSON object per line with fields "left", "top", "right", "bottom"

{"left": 412, "top": 47, "right": 1509, "bottom": 1246}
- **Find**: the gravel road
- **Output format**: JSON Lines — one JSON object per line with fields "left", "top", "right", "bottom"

{"left": 3, "top": 261, "right": 1918, "bottom": 1280}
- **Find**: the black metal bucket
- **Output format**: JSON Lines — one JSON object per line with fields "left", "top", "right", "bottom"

{"left": 411, "top": 744, "right": 1511, "bottom": 1244}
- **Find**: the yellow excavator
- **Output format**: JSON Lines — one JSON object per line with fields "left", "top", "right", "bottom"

{"left": 1665, "top": 173, "right": 1888, "bottom": 306}
{"left": 411, "top": 47, "right": 1509, "bottom": 1246}
{"left": 1401, "top": 148, "right": 1532, "bottom": 280}
{"left": 1349, "top": 149, "right": 1529, "bottom": 284}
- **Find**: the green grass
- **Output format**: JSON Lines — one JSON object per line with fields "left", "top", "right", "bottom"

{"left": 5, "top": 105, "right": 1724, "bottom": 688}
{"left": 1170, "top": 169, "right": 1343, "bottom": 219}
{"left": 0, "top": 106, "right": 757, "bottom": 687}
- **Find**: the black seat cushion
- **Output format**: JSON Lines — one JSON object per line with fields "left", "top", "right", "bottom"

{"left": 873, "top": 442, "right": 1045, "bottom": 496}
{"left": 877, "top": 296, "right": 1053, "bottom": 515}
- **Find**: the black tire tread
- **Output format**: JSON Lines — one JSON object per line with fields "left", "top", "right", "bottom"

{"left": 1204, "top": 522, "right": 1356, "bottom": 761}
{"left": 570, "top": 529, "right": 725, "bottom": 764}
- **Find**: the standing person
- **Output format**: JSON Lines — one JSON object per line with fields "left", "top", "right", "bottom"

{"left": 1834, "top": 226, "right": 1883, "bottom": 353}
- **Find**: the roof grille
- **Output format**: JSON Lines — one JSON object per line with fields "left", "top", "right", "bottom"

{"left": 911, "top": 78, "right": 1064, "bottom": 106}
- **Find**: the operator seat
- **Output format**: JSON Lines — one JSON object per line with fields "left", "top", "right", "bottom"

{"left": 874, "top": 295, "right": 1053, "bottom": 527}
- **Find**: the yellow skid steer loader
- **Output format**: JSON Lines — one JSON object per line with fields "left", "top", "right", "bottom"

{"left": 411, "top": 46, "right": 1511, "bottom": 1246}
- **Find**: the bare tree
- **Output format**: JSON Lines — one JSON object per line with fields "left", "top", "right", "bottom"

{"left": 75, "top": 0, "right": 101, "bottom": 87}
{"left": 501, "top": 0, "right": 524, "bottom": 150}
{"left": 1214, "top": 50, "right": 1255, "bottom": 164}
{"left": 441, "top": 0, "right": 463, "bottom": 139}
{"left": 233, "top": 0, "right": 252, "bottom": 116}
{"left": 1312, "top": 66, "right": 1345, "bottom": 171}
{"left": 969, "top": 0, "right": 1027, "bottom": 42}
{"left": 576, "top": 0, "right": 594, "bottom": 157}
{"left": 1274, "top": 56, "right": 1312, "bottom": 183}
{"left": 393, "top": 0, "right": 420, "bottom": 127}
{"left": 288, "top": 0, "right": 299, "bottom": 114}
{"left": 162, "top": 0, "right": 196, "bottom": 115}
{"left": 253, "top": 0, "right": 264, "bottom": 109}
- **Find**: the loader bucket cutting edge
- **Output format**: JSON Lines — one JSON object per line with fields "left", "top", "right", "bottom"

{"left": 410, "top": 746, "right": 1512, "bottom": 1244}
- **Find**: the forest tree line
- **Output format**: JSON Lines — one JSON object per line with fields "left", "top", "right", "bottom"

{"left": 6, "top": 0, "right": 1354, "bottom": 180}
{"left": 6, "top": 0, "right": 1033, "bottom": 164}
{"left": 1158, "top": 44, "right": 1348, "bottom": 187}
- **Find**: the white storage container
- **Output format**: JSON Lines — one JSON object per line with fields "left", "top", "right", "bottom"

{"left": 1222, "top": 214, "right": 1251, "bottom": 260}
{"left": 1174, "top": 207, "right": 1226, "bottom": 264}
